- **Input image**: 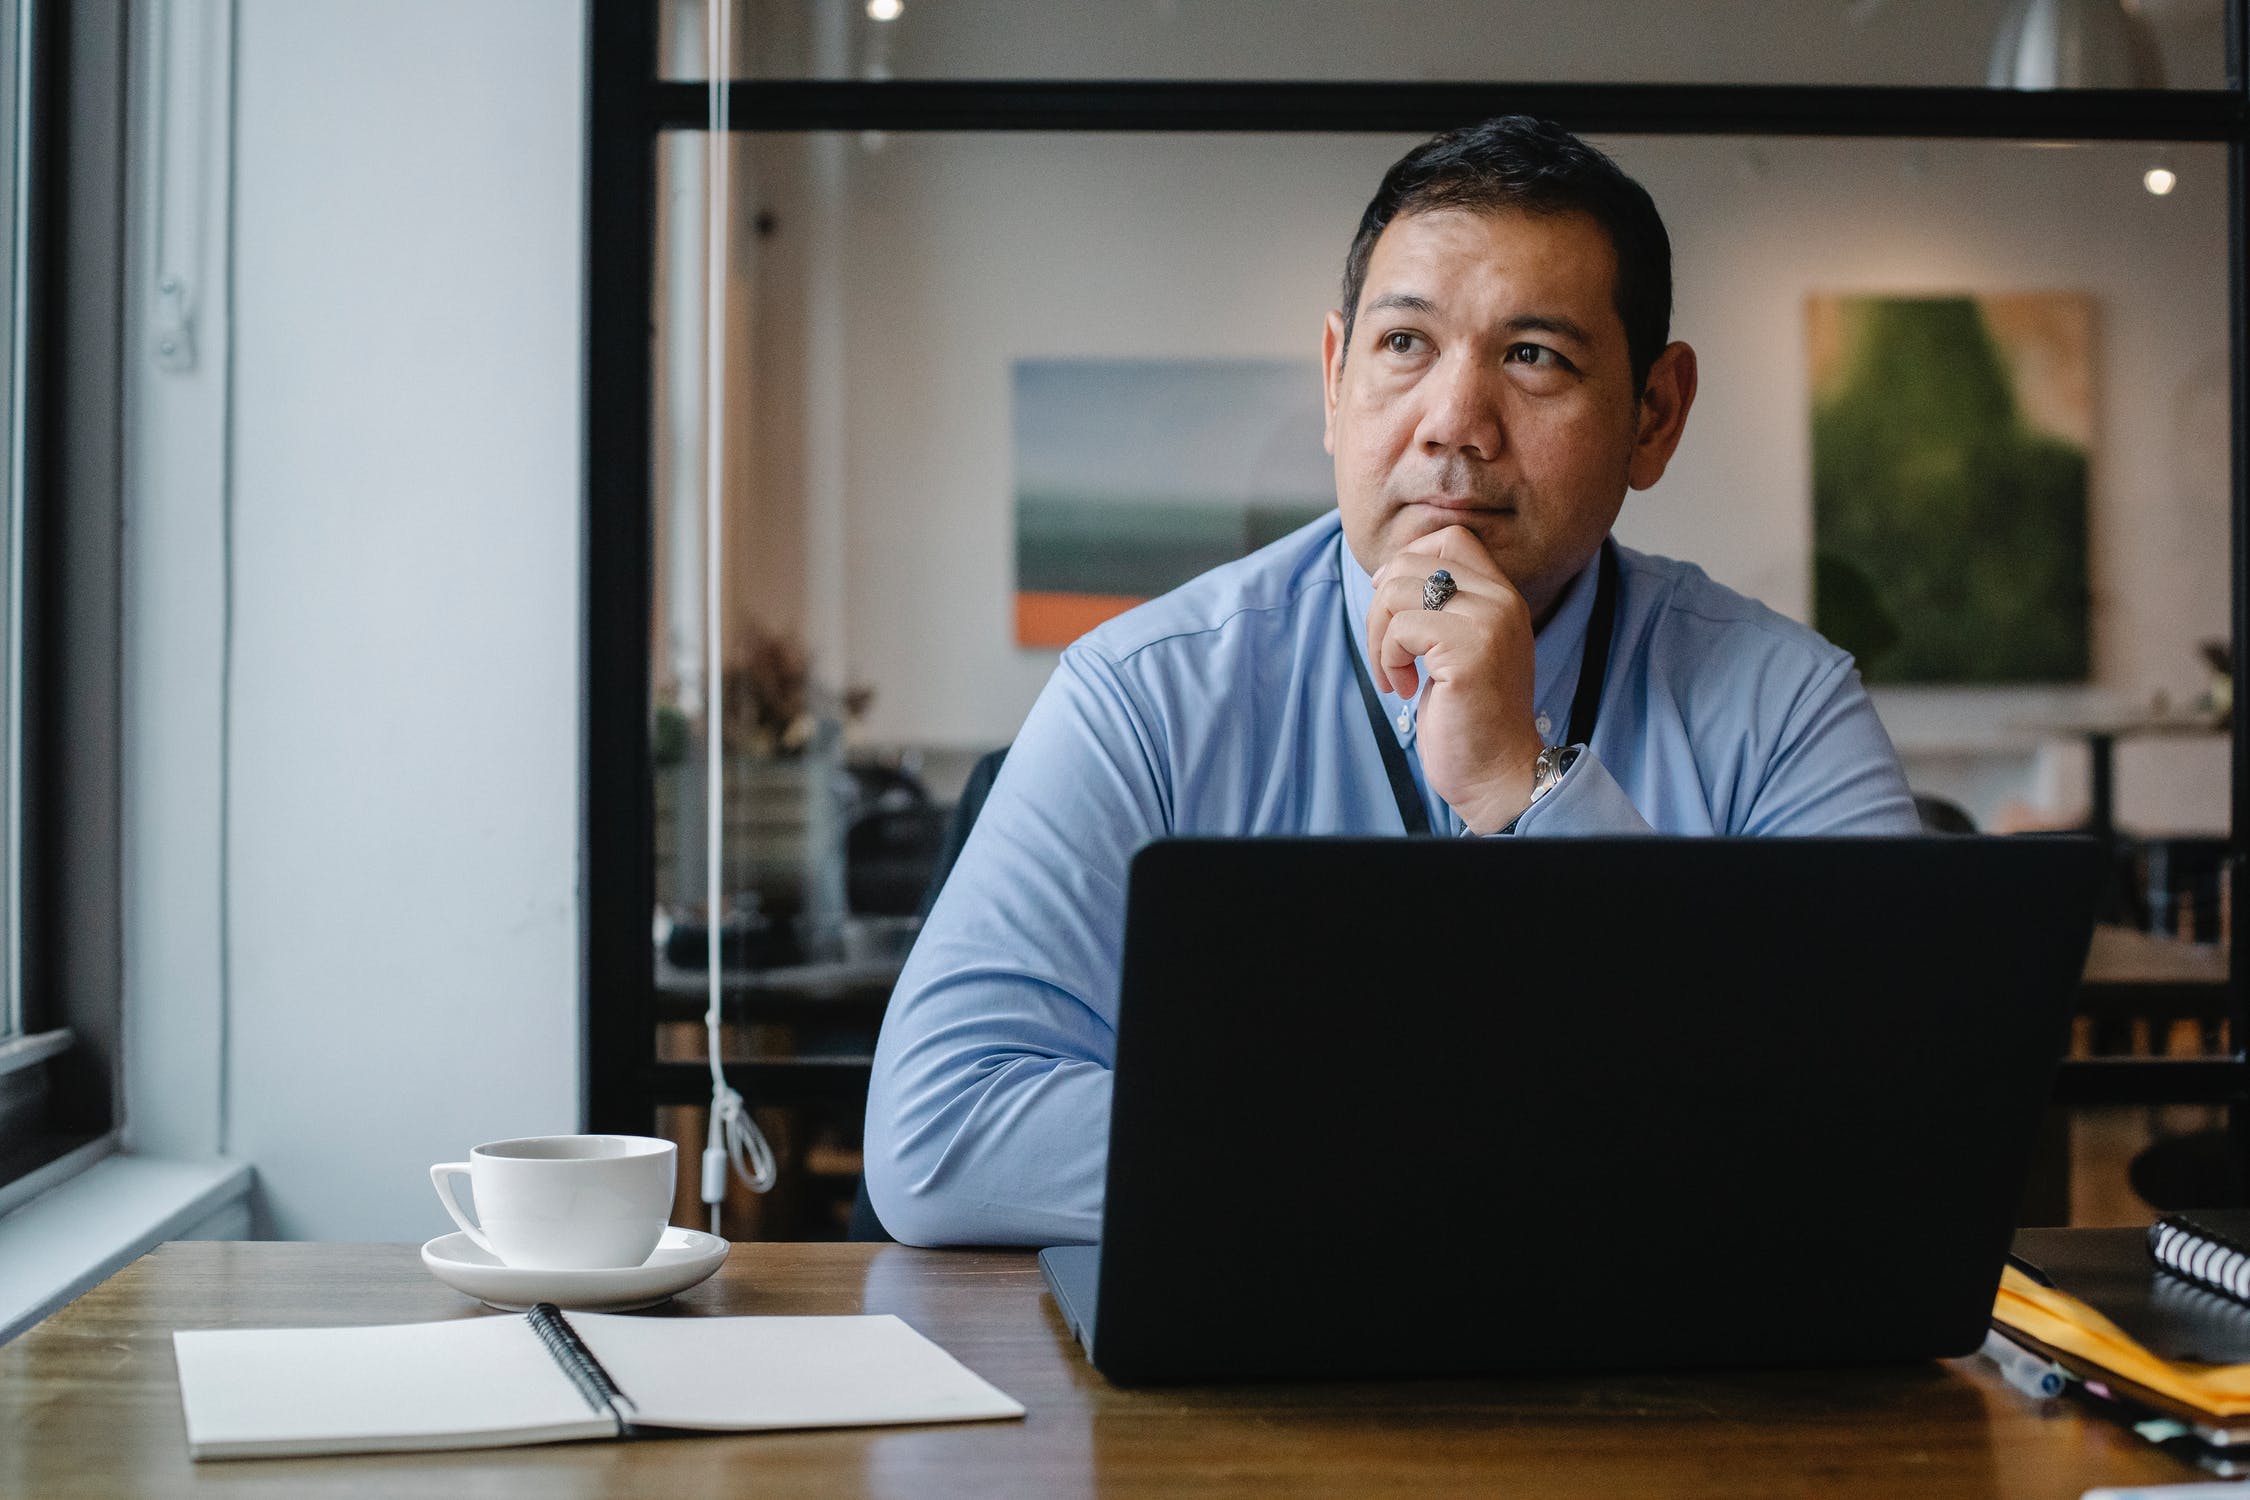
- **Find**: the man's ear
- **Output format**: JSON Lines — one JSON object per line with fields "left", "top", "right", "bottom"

{"left": 1321, "top": 309, "right": 1347, "bottom": 456}
{"left": 1627, "top": 341, "right": 1698, "bottom": 492}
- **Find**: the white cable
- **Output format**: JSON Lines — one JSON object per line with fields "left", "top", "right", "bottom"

{"left": 701, "top": 0, "right": 775, "bottom": 1238}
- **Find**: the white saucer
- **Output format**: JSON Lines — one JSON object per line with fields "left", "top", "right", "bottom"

{"left": 420, "top": 1227, "right": 729, "bottom": 1313}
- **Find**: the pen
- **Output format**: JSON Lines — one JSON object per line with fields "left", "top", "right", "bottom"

{"left": 1982, "top": 1327, "right": 2066, "bottom": 1400}
{"left": 2007, "top": 1251, "right": 2058, "bottom": 1288}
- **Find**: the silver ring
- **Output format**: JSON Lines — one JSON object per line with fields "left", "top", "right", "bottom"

{"left": 1422, "top": 569, "right": 1457, "bottom": 611}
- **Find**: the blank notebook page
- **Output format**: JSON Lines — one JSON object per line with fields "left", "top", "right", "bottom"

{"left": 568, "top": 1312, "right": 1025, "bottom": 1431}
{"left": 172, "top": 1316, "right": 616, "bottom": 1457}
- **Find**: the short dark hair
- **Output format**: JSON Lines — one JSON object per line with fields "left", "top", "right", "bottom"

{"left": 1339, "top": 116, "right": 1673, "bottom": 393}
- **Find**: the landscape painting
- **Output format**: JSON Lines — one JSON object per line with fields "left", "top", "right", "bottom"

{"left": 1013, "top": 358, "right": 1334, "bottom": 647}
{"left": 1809, "top": 292, "right": 2092, "bottom": 684}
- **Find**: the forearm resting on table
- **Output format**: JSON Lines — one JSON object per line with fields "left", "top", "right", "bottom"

{"left": 864, "top": 1041, "right": 1112, "bottom": 1248}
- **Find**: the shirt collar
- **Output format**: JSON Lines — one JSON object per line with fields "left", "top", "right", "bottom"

{"left": 1339, "top": 531, "right": 1604, "bottom": 749}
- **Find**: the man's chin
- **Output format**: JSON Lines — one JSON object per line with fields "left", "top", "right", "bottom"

{"left": 1387, "top": 508, "right": 1517, "bottom": 566}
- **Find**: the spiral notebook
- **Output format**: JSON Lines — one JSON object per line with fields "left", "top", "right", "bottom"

{"left": 171, "top": 1303, "right": 1024, "bottom": 1460}
{"left": 2151, "top": 1211, "right": 2250, "bottom": 1307}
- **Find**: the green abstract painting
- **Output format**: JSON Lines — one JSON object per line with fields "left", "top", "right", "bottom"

{"left": 1809, "top": 293, "right": 2091, "bottom": 684}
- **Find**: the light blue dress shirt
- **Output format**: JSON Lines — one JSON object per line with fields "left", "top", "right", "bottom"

{"left": 865, "top": 511, "right": 1919, "bottom": 1246}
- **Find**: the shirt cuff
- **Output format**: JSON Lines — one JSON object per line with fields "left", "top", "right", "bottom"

{"left": 1488, "top": 747, "right": 1654, "bottom": 837}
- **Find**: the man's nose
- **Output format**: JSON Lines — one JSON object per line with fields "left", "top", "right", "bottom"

{"left": 1415, "top": 352, "right": 1505, "bottom": 462}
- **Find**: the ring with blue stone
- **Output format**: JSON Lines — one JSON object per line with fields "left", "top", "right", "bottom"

{"left": 1422, "top": 569, "right": 1458, "bottom": 612}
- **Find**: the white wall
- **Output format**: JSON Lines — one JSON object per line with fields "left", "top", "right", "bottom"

{"left": 215, "top": 0, "right": 585, "bottom": 1238}
{"left": 763, "top": 3, "right": 2233, "bottom": 835}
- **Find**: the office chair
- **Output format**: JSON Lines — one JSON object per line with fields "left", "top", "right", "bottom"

{"left": 849, "top": 746, "right": 1011, "bottom": 1243}
{"left": 845, "top": 805, "right": 951, "bottom": 917}
{"left": 1912, "top": 793, "right": 1976, "bottom": 835}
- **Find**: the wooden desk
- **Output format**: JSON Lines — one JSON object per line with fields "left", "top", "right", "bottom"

{"left": 0, "top": 1240, "right": 2198, "bottom": 1497}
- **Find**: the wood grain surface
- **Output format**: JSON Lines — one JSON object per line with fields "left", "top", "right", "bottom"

{"left": 0, "top": 1239, "right": 2199, "bottom": 1498}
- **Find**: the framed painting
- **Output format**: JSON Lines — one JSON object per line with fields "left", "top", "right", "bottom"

{"left": 1013, "top": 358, "right": 1333, "bottom": 647}
{"left": 1809, "top": 292, "right": 2092, "bottom": 684}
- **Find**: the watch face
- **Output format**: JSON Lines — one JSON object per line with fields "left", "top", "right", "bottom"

{"left": 1531, "top": 745, "right": 1577, "bottom": 802}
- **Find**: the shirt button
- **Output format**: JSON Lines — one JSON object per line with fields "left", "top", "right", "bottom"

{"left": 1395, "top": 709, "right": 1411, "bottom": 734}
{"left": 1535, "top": 712, "right": 1552, "bottom": 739}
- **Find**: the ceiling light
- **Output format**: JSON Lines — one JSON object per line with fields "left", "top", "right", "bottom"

{"left": 2145, "top": 165, "right": 2178, "bottom": 195}
{"left": 1987, "top": 0, "right": 2163, "bottom": 90}
{"left": 867, "top": 0, "right": 903, "bottom": 20}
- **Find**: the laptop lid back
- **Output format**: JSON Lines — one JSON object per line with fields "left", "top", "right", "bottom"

{"left": 1092, "top": 836, "right": 2104, "bottom": 1384}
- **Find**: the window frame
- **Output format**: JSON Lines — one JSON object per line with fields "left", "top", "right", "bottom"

{"left": 0, "top": 0, "right": 25, "bottom": 1050}
{"left": 0, "top": 0, "right": 126, "bottom": 1203}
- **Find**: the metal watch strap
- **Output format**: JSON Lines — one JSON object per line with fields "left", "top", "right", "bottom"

{"left": 1500, "top": 743, "right": 1580, "bottom": 835}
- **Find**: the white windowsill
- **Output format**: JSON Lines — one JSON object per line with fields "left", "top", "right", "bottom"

{"left": 0, "top": 1152, "right": 252, "bottom": 1344}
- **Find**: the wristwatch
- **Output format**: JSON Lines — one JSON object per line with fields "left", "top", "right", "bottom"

{"left": 1527, "top": 743, "right": 1579, "bottom": 809}
{"left": 1494, "top": 744, "right": 1580, "bottom": 835}
{"left": 1512, "top": 746, "right": 1584, "bottom": 841}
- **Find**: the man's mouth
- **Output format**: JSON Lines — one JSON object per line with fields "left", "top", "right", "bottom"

{"left": 1402, "top": 497, "right": 1512, "bottom": 514}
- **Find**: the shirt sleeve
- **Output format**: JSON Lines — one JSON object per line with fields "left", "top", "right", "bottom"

{"left": 862, "top": 644, "right": 1164, "bottom": 1246}
{"left": 1509, "top": 654, "right": 1920, "bottom": 838}
{"left": 1503, "top": 749, "right": 1653, "bottom": 836}
{"left": 1731, "top": 655, "right": 1921, "bottom": 835}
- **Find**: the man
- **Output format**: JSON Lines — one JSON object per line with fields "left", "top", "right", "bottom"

{"left": 865, "top": 117, "right": 1918, "bottom": 1247}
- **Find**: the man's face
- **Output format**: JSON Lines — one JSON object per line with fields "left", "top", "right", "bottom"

{"left": 1322, "top": 206, "right": 1654, "bottom": 618}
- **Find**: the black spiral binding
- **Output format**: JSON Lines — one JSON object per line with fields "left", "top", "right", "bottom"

{"left": 526, "top": 1302, "right": 636, "bottom": 1431}
{"left": 2150, "top": 1215, "right": 2250, "bottom": 1305}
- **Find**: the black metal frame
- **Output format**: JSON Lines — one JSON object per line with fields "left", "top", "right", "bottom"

{"left": 584, "top": 2, "right": 2250, "bottom": 1160}
{"left": 634, "top": 78, "right": 2245, "bottom": 139}
{"left": 581, "top": 1, "right": 660, "bottom": 1137}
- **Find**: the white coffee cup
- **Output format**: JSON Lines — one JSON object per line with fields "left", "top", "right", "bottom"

{"left": 429, "top": 1134, "right": 677, "bottom": 1270}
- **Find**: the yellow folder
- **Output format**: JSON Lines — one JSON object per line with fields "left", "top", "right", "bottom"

{"left": 1996, "top": 1264, "right": 2250, "bottom": 1417}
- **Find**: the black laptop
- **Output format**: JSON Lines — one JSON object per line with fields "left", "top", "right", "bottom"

{"left": 1040, "top": 835, "right": 2106, "bottom": 1385}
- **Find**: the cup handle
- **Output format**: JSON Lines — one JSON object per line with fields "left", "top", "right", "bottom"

{"left": 429, "top": 1163, "right": 496, "bottom": 1255}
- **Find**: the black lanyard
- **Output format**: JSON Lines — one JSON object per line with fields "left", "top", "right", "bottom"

{"left": 1344, "top": 538, "right": 1620, "bottom": 837}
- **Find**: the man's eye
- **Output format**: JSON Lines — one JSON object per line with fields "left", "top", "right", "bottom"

{"left": 1382, "top": 331, "right": 1422, "bottom": 356}
{"left": 1506, "top": 343, "right": 1558, "bottom": 366}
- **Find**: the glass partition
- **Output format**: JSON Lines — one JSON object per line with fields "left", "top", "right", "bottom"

{"left": 643, "top": 120, "right": 2234, "bottom": 1233}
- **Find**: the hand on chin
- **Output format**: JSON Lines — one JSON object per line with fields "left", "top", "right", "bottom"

{"left": 1364, "top": 523, "right": 1547, "bottom": 834}
{"left": 1385, "top": 509, "right": 1515, "bottom": 584}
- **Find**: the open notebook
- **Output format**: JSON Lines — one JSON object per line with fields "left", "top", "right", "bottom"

{"left": 172, "top": 1303, "right": 1025, "bottom": 1460}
